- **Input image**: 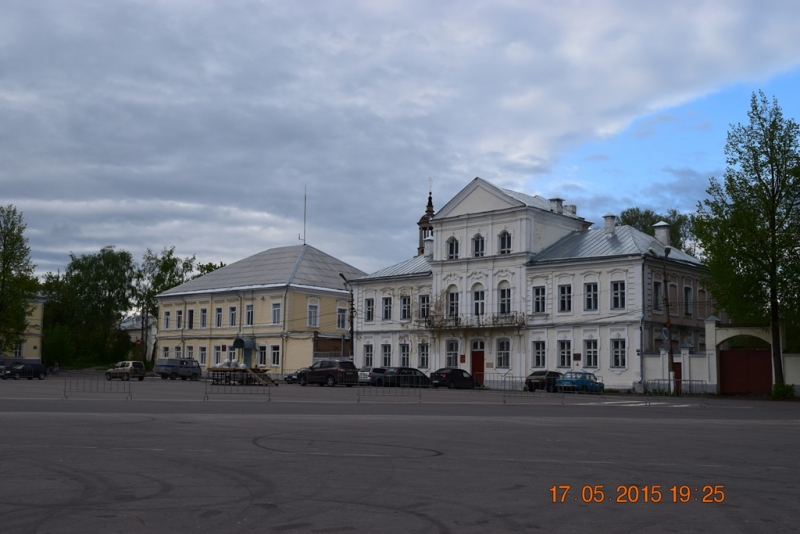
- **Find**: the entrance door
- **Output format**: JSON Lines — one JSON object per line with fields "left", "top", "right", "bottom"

{"left": 471, "top": 340, "right": 485, "bottom": 386}
{"left": 673, "top": 362, "right": 682, "bottom": 394}
{"left": 719, "top": 349, "right": 772, "bottom": 394}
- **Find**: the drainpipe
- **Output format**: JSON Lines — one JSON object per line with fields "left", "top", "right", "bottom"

{"left": 639, "top": 257, "right": 646, "bottom": 393}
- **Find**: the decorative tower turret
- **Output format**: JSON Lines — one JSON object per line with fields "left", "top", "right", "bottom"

{"left": 417, "top": 191, "right": 434, "bottom": 256}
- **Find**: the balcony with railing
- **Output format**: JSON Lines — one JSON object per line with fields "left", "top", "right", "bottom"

{"left": 422, "top": 312, "right": 526, "bottom": 330}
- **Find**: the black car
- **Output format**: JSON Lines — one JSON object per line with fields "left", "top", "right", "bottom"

{"left": 525, "top": 370, "right": 563, "bottom": 393}
{"left": 284, "top": 370, "right": 302, "bottom": 384}
{"left": 430, "top": 368, "right": 475, "bottom": 389}
{"left": 2, "top": 362, "right": 48, "bottom": 380}
{"left": 372, "top": 367, "right": 430, "bottom": 388}
{"left": 297, "top": 360, "right": 358, "bottom": 387}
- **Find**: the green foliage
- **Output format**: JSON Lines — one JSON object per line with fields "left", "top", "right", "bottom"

{"left": 42, "top": 323, "right": 77, "bottom": 366}
{"left": 194, "top": 261, "right": 226, "bottom": 278}
{"left": 771, "top": 383, "right": 795, "bottom": 400}
{"left": 692, "top": 91, "right": 800, "bottom": 384}
{"left": 618, "top": 207, "right": 695, "bottom": 254}
{"left": 0, "top": 205, "right": 38, "bottom": 354}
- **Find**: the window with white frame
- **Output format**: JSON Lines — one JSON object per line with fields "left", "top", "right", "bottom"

{"left": 400, "top": 296, "right": 411, "bottom": 321}
{"left": 445, "top": 340, "right": 458, "bottom": 367}
{"left": 174, "top": 345, "right": 182, "bottom": 359}
{"left": 228, "top": 347, "right": 236, "bottom": 362}
{"left": 307, "top": 302, "right": 319, "bottom": 327}
{"left": 271, "top": 345, "right": 280, "bottom": 366}
{"left": 164, "top": 311, "right": 171, "bottom": 330}
{"left": 258, "top": 346, "right": 267, "bottom": 366}
{"left": 271, "top": 303, "right": 281, "bottom": 325}
{"left": 381, "top": 344, "right": 392, "bottom": 366}
{"left": 584, "top": 340, "right": 598, "bottom": 368}
{"left": 400, "top": 343, "right": 410, "bottom": 366}
{"left": 199, "top": 346, "right": 207, "bottom": 365}
{"left": 584, "top": 282, "right": 598, "bottom": 311}
{"left": 499, "top": 231, "right": 511, "bottom": 255}
{"left": 229, "top": 306, "right": 237, "bottom": 327}
{"left": 533, "top": 341, "right": 546, "bottom": 367}
{"left": 188, "top": 309, "right": 194, "bottom": 329}
{"left": 13, "top": 344, "right": 22, "bottom": 358}
{"left": 162, "top": 346, "right": 170, "bottom": 359}
{"left": 447, "top": 237, "right": 459, "bottom": 260}
{"left": 419, "top": 295, "right": 430, "bottom": 319}
{"left": 200, "top": 308, "right": 207, "bottom": 328}
{"left": 611, "top": 281, "right": 626, "bottom": 310}
{"left": 418, "top": 343, "right": 429, "bottom": 368}
{"left": 213, "top": 346, "right": 221, "bottom": 364}
{"left": 533, "top": 286, "right": 546, "bottom": 313}
{"left": 215, "top": 308, "right": 222, "bottom": 328}
{"left": 496, "top": 339, "right": 510, "bottom": 368}
{"left": 653, "top": 281, "right": 663, "bottom": 312}
{"left": 473, "top": 235, "right": 484, "bottom": 257}
{"left": 558, "top": 340, "right": 571, "bottom": 367}
{"left": 364, "top": 344, "right": 374, "bottom": 367}
{"left": 558, "top": 285, "right": 572, "bottom": 312}
{"left": 684, "top": 286, "right": 693, "bottom": 316}
{"left": 473, "top": 286, "right": 485, "bottom": 316}
{"left": 612, "top": 339, "right": 626, "bottom": 367}
{"left": 365, "top": 298, "right": 374, "bottom": 322}
{"left": 447, "top": 287, "right": 459, "bottom": 318}
{"left": 245, "top": 304, "right": 254, "bottom": 326}
{"left": 186, "top": 346, "right": 194, "bottom": 360}
{"left": 382, "top": 297, "right": 392, "bottom": 321}
{"left": 498, "top": 283, "right": 511, "bottom": 314}
{"left": 337, "top": 307, "right": 347, "bottom": 329}
{"left": 176, "top": 310, "right": 183, "bottom": 329}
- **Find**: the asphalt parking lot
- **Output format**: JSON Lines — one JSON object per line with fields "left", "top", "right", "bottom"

{"left": 1, "top": 375, "right": 798, "bottom": 533}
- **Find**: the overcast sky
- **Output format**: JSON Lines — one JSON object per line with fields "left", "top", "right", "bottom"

{"left": 3, "top": 0, "right": 800, "bottom": 276}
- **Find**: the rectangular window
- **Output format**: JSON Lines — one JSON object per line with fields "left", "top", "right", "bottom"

{"left": 653, "top": 281, "right": 663, "bottom": 312}
{"left": 400, "top": 296, "right": 411, "bottom": 320}
{"left": 163, "top": 311, "right": 170, "bottom": 330}
{"left": 584, "top": 283, "right": 598, "bottom": 311}
{"left": 215, "top": 308, "right": 222, "bottom": 328}
{"left": 271, "top": 345, "right": 280, "bottom": 366}
{"left": 199, "top": 346, "right": 207, "bottom": 365}
{"left": 307, "top": 304, "right": 319, "bottom": 327}
{"left": 364, "top": 344, "right": 374, "bottom": 367}
{"left": 337, "top": 308, "right": 347, "bottom": 329}
{"left": 271, "top": 303, "right": 281, "bottom": 325}
{"left": 447, "top": 238, "right": 459, "bottom": 260}
{"left": 584, "top": 340, "right": 598, "bottom": 368}
{"left": 473, "top": 290, "right": 485, "bottom": 316}
{"left": 258, "top": 346, "right": 267, "bottom": 366}
{"left": 558, "top": 341, "right": 571, "bottom": 367}
{"left": 448, "top": 291, "right": 459, "bottom": 318}
{"left": 186, "top": 346, "right": 194, "bottom": 360}
{"left": 499, "top": 287, "right": 511, "bottom": 314}
{"left": 473, "top": 236, "right": 484, "bottom": 257}
{"left": 200, "top": 308, "right": 207, "bottom": 328}
{"left": 229, "top": 306, "right": 237, "bottom": 327}
{"left": 612, "top": 339, "right": 626, "bottom": 368}
{"left": 684, "top": 287, "right": 693, "bottom": 316}
{"left": 445, "top": 340, "right": 459, "bottom": 367}
{"left": 13, "top": 344, "right": 23, "bottom": 358}
{"left": 400, "top": 344, "right": 410, "bottom": 366}
{"left": 228, "top": 348, "right": 236, "bottom": 362}
{"left": 533, "top": 341, "right": 546, "bottom": 367}
{"left": 382, "top": 297, "right": 392, "bottom": 321}
{"left": 499, "top": 232, "right": 511, "bottom": 255}
{"left": 418, "top": 343, "right": 429, "bottom": 369}
{"left": 245, "top": 304, "right": 254, "bottom": 326}
{"left": 533, "top": 286, "right": 546, "bottom": 314}
{"left": 365, "top": 298, "right": 375, "bottom": 322}
{"left": 611, "top": 281, "right": 626, "bottom": 310}
{"left": 188, "top": 309, "right": 194, "bottom": 330}
{"left": 497, "top": 339, "right": 510, "bottom": 368}
{"left": 381, "top": 344, "right": 392, "bottom": 366}
{"left": 162, "top": 346, "right": 170, "bottom": 359}
{"left": 558, "top": 285, "right": 572, "bottom": 313}
{"left": 213, "top": 346, "right": 221, "bottom": 364}
{"left": 419, "top": 295, "right": 430, "bottom": 319}
{"left": 175, "top": 345, "right": 182, "bottom": 359}
{"left": 176, "top": 310, "right": 183, "bottom": 329}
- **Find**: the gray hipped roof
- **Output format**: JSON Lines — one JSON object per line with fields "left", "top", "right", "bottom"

{"left": 530, "top": 226, "right": 701, "bottom": 266}
{"left": 158, "top": 244, "right": 366, "bottom": 297}
{"left": 356, "top": 254, "right": 432, "bottom": 281}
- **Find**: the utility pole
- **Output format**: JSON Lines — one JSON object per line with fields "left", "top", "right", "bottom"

{"left": 339, "top": 273, "right": 355, "bottom": 359}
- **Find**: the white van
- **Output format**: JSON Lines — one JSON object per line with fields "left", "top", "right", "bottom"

{"left": 154, "top": 358, "right": 202, "bottom": 381}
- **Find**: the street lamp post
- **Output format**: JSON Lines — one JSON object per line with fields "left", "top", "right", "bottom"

{"left": 648, "top": 247, "right": 675, "bottom": 384}
{"left": 339, "top": 273, "right": 355, "bottom": 359}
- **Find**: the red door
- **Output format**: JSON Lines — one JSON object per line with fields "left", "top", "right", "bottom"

{"left": 471, "top": 351, "right": 484, "bottom": 386}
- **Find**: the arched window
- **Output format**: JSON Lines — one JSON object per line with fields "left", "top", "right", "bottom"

{"left": 498, "top": 281, "right": 512, "bottom": 314}
{"left": 473, "top": 235, "right": 484, "bottom": 257}
{"left": 498, "top": 231, "right": 512, "bottom": 255}
{"left": 447, "top": 237, "right": 459, "bottom": 260}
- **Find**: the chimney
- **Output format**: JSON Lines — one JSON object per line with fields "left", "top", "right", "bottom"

{"left": 564, "top": 204, "right": 577, "bottom": 215}
{"left": 549, "top": 198, "right": 564, "bottom": 214}
{"left": 423, "top": 236, "right": 434, "bottom": 258}
{"left": 603, "top": 213, "right": 616, "bottom": 234}
{"left": 653, "top": 221, "right": 670, "bottom": 246}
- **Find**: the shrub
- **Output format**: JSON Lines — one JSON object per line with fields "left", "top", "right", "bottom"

{"left": 771, "top": 383, "right": 796, "bottom": 400}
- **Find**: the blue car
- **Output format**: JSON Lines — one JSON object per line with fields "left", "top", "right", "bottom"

{"left": 555, "top": 371, "right": 605, "bottom": 393}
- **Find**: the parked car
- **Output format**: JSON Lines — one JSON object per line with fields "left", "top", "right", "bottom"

{"left": 297, "top": 360, "right": 358, "bottom": 387}
{"left": 154, "top": 358, "right": 202, "bottom": 381}
{"left": 555, "top": 371, "right": 605, "bottom": 393}
{"left": 372, "top": 367, "right": 430, "bottom": 388}
{"left": 105, "top": 361, "right": 146, "bottom": 381}
{"left": 2, "top": 362, "right": 48, "bottom": 380}
{"left": 358, "top": 366, "right": 381, "bottom": 384}
{"left": 430, "top": 368, "right": 475, "bottom": 389}
{"left": 525, "top": 370, "right": 563, "bottom": 393}
{"left": 284, "top": 370, "right": 303, "bottom": 384}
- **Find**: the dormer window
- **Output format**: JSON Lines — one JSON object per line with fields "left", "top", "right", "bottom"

{"left": 499, "top": 231, "right": 511, "bottom": 255}
{"left": 447, "top": 237, "right": 459, "bottom": 260}
{"left": 473, "top": 235, "right": 484, "bottom": 257}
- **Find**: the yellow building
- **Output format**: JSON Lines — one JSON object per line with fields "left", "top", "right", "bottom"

{"left": 1, "top": 295, "right": 45, "bottom": 363}
{"left": 155, "top": 245, "right": 364, "bottom": 374}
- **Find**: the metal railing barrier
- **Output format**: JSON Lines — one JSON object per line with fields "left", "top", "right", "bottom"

{"left": 62, "top": 375, "right": 133, "bottom": 400}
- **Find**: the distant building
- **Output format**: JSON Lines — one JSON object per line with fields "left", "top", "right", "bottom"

{"left": 156, "top": 244, "right": 365, "bottom": 373}
{"left": 1, "top": 295, "right": 45, "bottom": 364}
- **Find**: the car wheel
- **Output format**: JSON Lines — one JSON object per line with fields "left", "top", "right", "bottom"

{"left": 433, "top": 384, "right": 439, "bottom": 388}
{"left": 580, "top": 385, "right": 587, "bottom": 392}
{"left": 190, "top": 373, "right": 199, "bottom": 381}
{"left": 138, "top": 376, "right": 145, "bottom": 381}
{"left": 105, "top": 373, "right": 112, "bottom": 381}
{"left": 181, "top": 375, "right": 187, "bottom": 381}
{"left": 325, "top": 375, "right": 336, "bottom": 387}
{"left": 448, "top": 381, "right": 456, "bottom": 390}
{"left": 376, "top": 379, "right": 383, "bottom": 387}
{"left": 123, "top": 373, "right": 130, "bottom": 381}
{"left": 169, "top": 373, "right": 178, "bottom": 381}
{"left": 160, "top": 374, "right": 168, "bottom": 380}
{"left": 299, "top": 375, "right": 307, "bottom": 386}
{"left": 13, "top": 373, "right": 20, "bottom": 380}
{"left": 38, "top": 372, "right": 46, "bottom": 380}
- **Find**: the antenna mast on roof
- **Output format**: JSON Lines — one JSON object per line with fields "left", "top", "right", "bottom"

{"left": 298, "top": 185, "right": 306, "bottom": 245}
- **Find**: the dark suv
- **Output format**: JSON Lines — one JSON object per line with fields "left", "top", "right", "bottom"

{"left": 525, "top": 370, "right": 563, "bottom": 393}
{"left": 297, "top": 360, "right": 358, "bottom": 387}
{"left": 2, "top": 363, "right": 48, "bottom": 380}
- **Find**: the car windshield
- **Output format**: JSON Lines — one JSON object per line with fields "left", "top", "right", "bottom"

{"left": 10, "top": 363, "right": 25, "bottom": 369}
{"left": 339, "top": 361, "right": 357, "bottom": 369}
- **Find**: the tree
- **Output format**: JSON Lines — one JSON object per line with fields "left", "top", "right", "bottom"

{"left": 193, "top": 261, "right": 226, "bottom": 279}
{"left": 618, "top": 207, "right": 694, "bottom": 253}
{"left": 692, "top": 91, "right": 800, "bottom": 385}
{"left": 134, "top": 247, "right": 196, "bottom": 363}
{"left": 0, "top": 205, "right": 38, "bottom": 354}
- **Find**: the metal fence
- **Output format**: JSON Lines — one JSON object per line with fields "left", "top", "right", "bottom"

{"left": 203, "top": 368, "right": 274, "bottom": 401}
{"left": 645, "top": 379, "right": 707, "bottom": 398}
{"left": 62, "top": 375, "right": 133, "bottom": 400}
